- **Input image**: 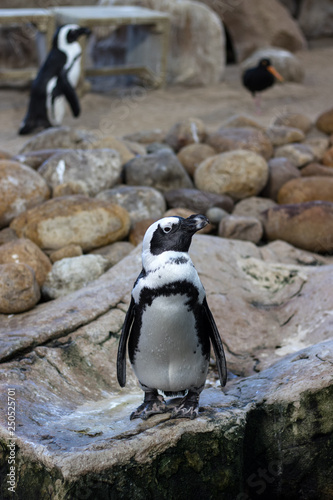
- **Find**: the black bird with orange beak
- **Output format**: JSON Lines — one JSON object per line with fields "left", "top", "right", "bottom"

{"left": 242, "top": 58, "right": 284, "bottom": 112}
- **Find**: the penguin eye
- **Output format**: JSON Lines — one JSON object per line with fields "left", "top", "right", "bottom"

{"left": 162, "top": 225, "right": 172, "bottom": 234}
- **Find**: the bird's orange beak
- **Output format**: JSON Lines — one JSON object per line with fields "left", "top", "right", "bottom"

{"left": 267, "top": 65, "right": 284, "bottom": 82}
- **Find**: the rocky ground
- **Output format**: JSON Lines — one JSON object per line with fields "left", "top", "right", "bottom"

{"left": 1, "top": 45, "right": 333, "bottom": 155}
{"left": 0, "top": 45, "right": 333, "bottom": 499}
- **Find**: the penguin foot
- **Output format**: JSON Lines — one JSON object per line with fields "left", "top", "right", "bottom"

{"left": 130, "top": 390, "right": 168, "bottom": 420}
{"left": 171, "top": 391, "right": 200, "bottom": 420}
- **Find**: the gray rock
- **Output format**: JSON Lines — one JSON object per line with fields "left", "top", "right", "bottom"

{"left": 42, "top": 254, "right": 110, "bottom": 299}
{"left": 97, "top": 185, "right": 166, "bottom": 226}
{"left": 299, "top": 0, "right": 333, "bottom": 38}
{"left": 260, "top": 157, "right": 301, "bottom": 201}
{"left": 38, "top": 149, "right": 122, "bottom": 196}
{"left": 164, "top": 188, "right": 234, "bottom": 213}
{"left": 241, "top": 47, "right": 305, "bottom": 82}
{"left": 145, "top": 142, "right": 173, "bottom": 154}
{"left": 233, "top": 196, "right": 277, "bottom": 222}
{"left": 206, "top": 206, "right": 229, "bottom": 225}
{"left": 206, "top": 0, "right": 306, "bottom": 61}
{"left": 218, "top": 215, "right": 263, "bottom": 244}
{"left": 124, "top": 150, "right": 193, "bottom": 192}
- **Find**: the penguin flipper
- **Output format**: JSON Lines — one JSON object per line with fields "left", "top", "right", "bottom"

{"left": 58, "top": 71, "right": 80, "bottom": 117}
{"left": 117, "top": 296, "right": 135, "bottom": 387}
{"left": 203, "top": 297, "right": 227, "bottom": 387}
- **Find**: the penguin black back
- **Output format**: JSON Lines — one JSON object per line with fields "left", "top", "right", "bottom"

{"left": 18, "top": 24, "right": 90, "bottom": 135}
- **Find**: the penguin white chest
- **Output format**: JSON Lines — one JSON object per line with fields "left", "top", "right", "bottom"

{"left": 132, "top": 294, "right": 208, "bottom": 393}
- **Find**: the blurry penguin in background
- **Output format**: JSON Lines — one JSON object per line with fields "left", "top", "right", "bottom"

{"left": 19, "top": 24, "right": 91, "bottom": 135}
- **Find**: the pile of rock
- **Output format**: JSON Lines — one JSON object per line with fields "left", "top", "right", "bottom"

{"left": 1, "top": 108, "right": 333, "bottom": 314}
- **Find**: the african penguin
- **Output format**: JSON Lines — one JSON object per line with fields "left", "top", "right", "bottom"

{"left": 117, "top": 214, "right": 227, "bottom": 420}
{"left": 18, "top": 24, "right": 91, "bottom": 135}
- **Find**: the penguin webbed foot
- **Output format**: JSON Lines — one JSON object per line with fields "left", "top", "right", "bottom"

{"left": 171, "top": 390, "right": 200, "bottom": 420}
{"left": 130, "top": 390, "right": 167, "bottom": 420}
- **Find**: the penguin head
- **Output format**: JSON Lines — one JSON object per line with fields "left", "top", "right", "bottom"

{"left": 142, "top": 214, "right": 209, "bottom": 268}
{"left": 53, "top": 24, "right": 91, "bottom": 50}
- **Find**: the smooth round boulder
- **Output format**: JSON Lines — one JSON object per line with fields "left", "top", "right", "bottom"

{"left": 177, "top": 143, "right": 216, "bottom": 176}
{"left": 10, "top": 195, "right": 130, "bottom": 252}
{"left": 206, "top": 127, "right": 273, "bottom": 160}
{"left": 124, "top": 150, "right": 193, "bottom": 192}
{"left": 233, "top": 197, "right": 277, "bottom": 222}
{"left": 0, "top": 160, "right": 50, "bottom": 228}
{"left": 262, "top": 201, "right": 333, "bottom": 253}
{"left": 0, "top": 263, "right": 40, "bottom": 314}
{"left": 277, "top": 177, "right": 333, "bottom": 204}
{"left": 0, "top": 238, "right": 51, "bottom": 286}
{"left": 194, "top": 150, "right": 268, "bottom": 200}
{"left": 96, "top": 185, "right": 166, "bottom": 226}
{"left": 316, "top": 108, "right": 333, "bottom": 134}
{"left": 38, "top": 149, "right": 122, "bottom": 196}
{"left": 274, "top": 143, "right": 315, "bottom": 167}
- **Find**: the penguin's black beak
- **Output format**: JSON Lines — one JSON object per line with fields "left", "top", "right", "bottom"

{"left": 76, "top": 27, "right": 91, "bottom": 37}
{"left": 184, "top": 214, "right": 209, "bottom": 234}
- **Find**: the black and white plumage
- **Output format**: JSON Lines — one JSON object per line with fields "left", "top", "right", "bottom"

{"left": 19, "top": 24, "right": 90, "bottom": 135}
{"left": 117, "top": 214, "right": 227, "bottom": 420}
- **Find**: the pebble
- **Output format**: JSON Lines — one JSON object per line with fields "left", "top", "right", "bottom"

{"left": 49, "top": 244, "right": 83, "bottom": 264}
